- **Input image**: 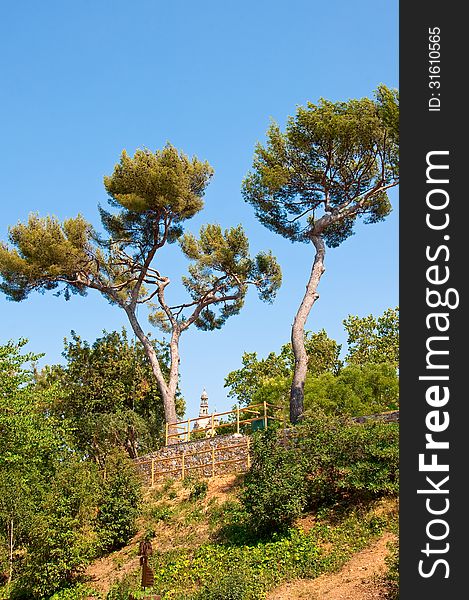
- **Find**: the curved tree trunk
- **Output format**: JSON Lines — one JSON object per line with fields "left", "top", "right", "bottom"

{"left": 290, "top": 235, "right": 326, "bottom": 423}
{"left": 124, "top": 307, "right": 179, "bottom": 443}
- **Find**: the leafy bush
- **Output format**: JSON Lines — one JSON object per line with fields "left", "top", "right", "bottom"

{"left": 10, "top": 460, "right": 100, "bottom": 599}
{"left": 106, "top": 572, "right": 139, "bottom": 600}
{"left": 241, "top": 428, "right": 308, "bottom": 534}
{"left": 47, "top": 583, "right": 95, "bottom": 600}
{"left": 240, "top": 413, "right": 398, "bottom": 535}
{"left": 296, "top": 412, "right": 399, "bottom": 506}
{"left": 96, "top": 450, "right": 142, "bottom": 553}
{"left": 150, "top": 504, "right": 173, "bottom": 522}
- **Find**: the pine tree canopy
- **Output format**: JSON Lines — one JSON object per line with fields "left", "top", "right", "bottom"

{"left": 242, "top": 85, "right": 399, "bottom": 248}
{"left": 0, "top": 144, "right": 281, "bottom": 331}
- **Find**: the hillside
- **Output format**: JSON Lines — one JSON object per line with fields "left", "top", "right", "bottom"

{"left": 79, "top": 473, "right": 398, "bottom": 600}
{"left": 84, "top": 474, "right": 242, "bottom": 596}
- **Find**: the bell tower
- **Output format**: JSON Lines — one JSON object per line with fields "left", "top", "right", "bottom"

{"left": 199, "top": 388, "right": 209, "bottom": 418}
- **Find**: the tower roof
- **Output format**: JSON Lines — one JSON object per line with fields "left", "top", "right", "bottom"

{"left": 201, "top": 388, "right": 208, "bottom": 400}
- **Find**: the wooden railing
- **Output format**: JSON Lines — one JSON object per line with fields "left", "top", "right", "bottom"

{"left": 165, "top": 401, "right": 284, "bottom": 445}
{"left": 138, "top": 438, "right": 252, "bottom": 486}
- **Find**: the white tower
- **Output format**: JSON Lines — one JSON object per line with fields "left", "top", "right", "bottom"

{"left": 199, "top": 388, "right": 209, "bottom": 418}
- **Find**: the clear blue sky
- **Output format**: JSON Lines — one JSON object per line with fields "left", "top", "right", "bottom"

{"left": 0, "top": 0, "right": 398, "bottom": 418}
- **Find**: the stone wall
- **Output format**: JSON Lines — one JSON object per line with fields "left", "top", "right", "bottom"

{"left": 135, "top": 433, "right": 250, "bottom": 483}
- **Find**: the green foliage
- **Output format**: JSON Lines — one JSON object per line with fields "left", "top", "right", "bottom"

{"left": 16, "top": 460, "right": 100, "bottom": 599}
{"left": 177, "top": 224, "right": 281, "bottom": 330}
{"left": 225, "top": 329, "right": 341, "bottom": 406}
{"left": 375, "top": 84, "right": 399, "bottom": 163}
{"left": 225, "top": 312, "right": 398, "bottom": 417}
{"left": 40, "top": 329, "right": 184, "bottom": 464}
{"left": 242, "top": 87, "right": 399, "bottom": 247}
{"left": 0, "top": 339, "right": 149, "bottom": 598}
{"left": 96, "top": 450, "right": 142, "bottom": 553}
{"left": 239, "top": 414, "right": 398, "bottom": 536}
{"left": 193, "top": 564, "right": 265, "bottom": 600}
{"left": 188, "top": 480, "right": 208, "bottom": 502}
{"left": 149, "top": 504, "right": 173, "bottom": 523}
{"left": 102, "top": 144, "right": 212, "bottom": 233}
{"left": 343, "top": 307, "right": 399, "bottom": 368}
{"left": 0, "top": 340, "right": 75, "bottom": 593}
{"left": 304, "top": 362, "right": 399, "bottom": 416}
{"left": 225, "top": 307, "right": 399, "bottom": 419}
{"left": 0, "top": 214, "right": 93, "bottom": 301}
{"left": 47, "top": 584, "right": 95, "bottom": 600}
{"left": 106, "top": 574, "right": 139, "bottom": 600}
{"left": 241, "top": 428, "right": 308, "bottom": 534}
{"left": 296, "top": 413, "right": 399, "bottom": 505}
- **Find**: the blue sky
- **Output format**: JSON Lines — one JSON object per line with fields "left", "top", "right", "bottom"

{"left": 0, "top": 0, "right": 398, "bottom": 418}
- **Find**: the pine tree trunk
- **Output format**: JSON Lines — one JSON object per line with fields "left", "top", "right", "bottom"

{"left": 290, "top": 235, "right": 326, "bottom": 423}
{"left": 125, "top": 307, "right": 179, "bottom": 442}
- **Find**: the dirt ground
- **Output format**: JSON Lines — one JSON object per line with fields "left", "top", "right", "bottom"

{"left": 267, "top": 531, "right": 395, "bottom": 600}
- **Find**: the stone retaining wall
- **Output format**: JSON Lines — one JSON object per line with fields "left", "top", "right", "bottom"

{"left": 135, "top": 434, "right": 250, "bottom": 483}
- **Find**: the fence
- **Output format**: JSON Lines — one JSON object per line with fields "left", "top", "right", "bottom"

{"left": 137, "top": 436, "right": 252, "bottom": 486}
{"left": 165, "top": 401, "right": 284, "bottom": 445}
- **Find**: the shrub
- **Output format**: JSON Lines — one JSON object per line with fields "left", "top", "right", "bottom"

{"left": 241, "top": 428, "right": 308, "bottom": 534}
{"left": 10, "top": 460, "right": 100, "bottom": 599}
{"left": 96, "top": 450, "right": 142, "bottom": 553}
{"left": 47, "top": 583, "right": 94, "bottom": 600}
{"left": 150, "top": 504, "right": 173, "bottom": 522}
{"left": 239, "top": 413, "right": 398, "bottom": 535}
{"left": 106, "top": 571, "right": 139, "bottom": 600}
{"left": 296, "top": 412, "right": 399, "bottom": 506}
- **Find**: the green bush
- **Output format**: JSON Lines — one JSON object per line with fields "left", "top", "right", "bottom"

{"left": 296, "top": 412, "right": 399, "bottom": 506}
{"left": 96, "top": 450, "right": 142, "bottom": 553}
{"left": 10, "top": 460, "right": 100, "bottom": 599}
{"left": 106, "top": 572, "right": 138, "bottom": 600}
{"left": 47, "top": 583, "right": 95, "bottom": 599}
{"left": 150, "top": 504, "right": 173, "bottom": 523}
{"left": 239, "top": 413, "right": 398, "bottom": 535}
{"left": 241, "top": 428, "right": 308, "bottom": 534}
